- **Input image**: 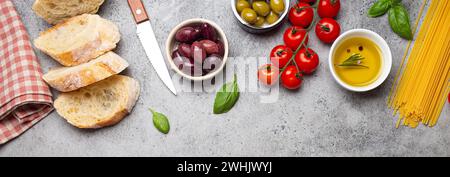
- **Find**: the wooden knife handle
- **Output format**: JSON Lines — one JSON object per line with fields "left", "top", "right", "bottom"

{"left": 127, "top": 0, "right": 149, "bottom": 24}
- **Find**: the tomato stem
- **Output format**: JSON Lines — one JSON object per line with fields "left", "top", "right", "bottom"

{"left": 305, "top": 49, "right": 312, "bottom": 58}
{"left": 278, "top": 31, "right": 310, "bottom": 79}
{"left": 276, "top": 50, "right": 284, "bottom": 57}
{"left": 312, "top": 0, "right": 320, "bottom": 8}
{"left": 306, "top": 6, "right": 319, "bottom": 31}
{"left": 295, "top": 5, "right": 307, "bottom": 13}
{"left": 278, "top": 4, "right": 319, "bottom": 77}
{"left": 291, "top": 28, "right": 297, "bottom": 35}
{"left": 321, "top": 24, "right": 330, "bottom": 32}
{"left": 278, "top": 5, "right": 320, "bottom": 78}
{"left": 295, "top": 72, "right": 303, "bottom": 80}
{"left": 331, "top": 0, "right": 338, "bottom": 6}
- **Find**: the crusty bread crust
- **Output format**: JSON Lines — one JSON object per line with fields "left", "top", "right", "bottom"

{"left": 43, "top": 52, "right": 129, "bottom": 92}
{"left": 65, "top": 109, "right": 129, "bottom": 129}
{"left": 94, "top": 109, "right": 129, "bottom": 128}
{"left": 54, "top": 75, "right": 140, "bottom": 129}
{"left": 125, "top": 77, "right": 141, "bottom": 112}
{"left": 34, "top": 14, "right": 120, "bottom": 67}
{"left": 32, "top": 0, "right": 105, "bottom": 25}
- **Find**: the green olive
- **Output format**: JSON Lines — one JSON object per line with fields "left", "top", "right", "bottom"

{"left": 252, "top": 1, "right": 270, "bottom": 17}
{"left": 236, "top": 0, "right": 250, "bottom": 14}
{"left": 254, "top": 16, "right": 265, "bottom": 27}
{"left": 241, "top": 8, "right": 258, "bottom": 24}
{"left": 270, "top": 0, "right": 285, "bottom": 14}
{"left": 265, "top": 11, "right": 279, "bottom": 25}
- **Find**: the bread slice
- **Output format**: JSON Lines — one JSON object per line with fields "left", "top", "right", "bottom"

{"left": 34, "top": 14, "right": 120, "bottom": 66}
{"left": 54, "top": 75, "right": 140, "bottom": 129}
{"left": 43, "top": 52, "right": 129, "bottom": 92}
{"left": 32, "top": 0, "right": 105, "bottom": 25}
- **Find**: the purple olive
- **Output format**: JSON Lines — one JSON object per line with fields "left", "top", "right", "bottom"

{"left": 172, "top": 50, "right": 202, "bottom": 76}
{"left": 199, "top": 40, "right": 219, "bottom": 55}
{"left": 177, "top": 43, "right": 192, "bottom": 58}
{"left": 191, "top": 41, "right": 207, "bottom": 64}
{"left": 203, "top": 54, "right": 223, "bottom": 74}
{"left": 216, "top": 40, "right": 225, "bottom": 56}
{"left": 200, "top": 23, "right": 217, "bottom": 41}
{"left": 175, "top": 27, "right": 200, "bottom": 43}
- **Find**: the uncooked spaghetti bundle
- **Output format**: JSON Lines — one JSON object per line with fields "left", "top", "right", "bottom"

{"left": 389, "top": 0, "right": 450, "bottom": 128}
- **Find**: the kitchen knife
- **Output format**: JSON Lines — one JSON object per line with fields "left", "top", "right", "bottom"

{"left": 127, "top": 0, "right": 177, "bottom": 95}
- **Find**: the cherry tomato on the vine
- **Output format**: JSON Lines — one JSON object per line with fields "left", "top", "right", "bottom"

{"left": 258, "top": 64, "right": 280, "bottom": 86}
{"left": 315, "top": 18, "right": 341, "bottom": 44}
{"left": 289, "top": 3, "right": 314, "bottom": 28}
{"left": 270, "top": 45, "right": 293, "bottom": 69}
{"left": 295, "top": 48, "right": 319, "bottom": 74}
{"left": 281, "top": 66, "right": 303, "bottom": 90}
{"left": 317, "top": 0, "right": 341, "bottom": 18}
{"left": 283, "top": 26, "right": 309, "bottom": 50}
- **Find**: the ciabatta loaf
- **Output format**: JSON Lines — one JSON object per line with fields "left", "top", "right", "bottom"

{"left": 43, "top": 52, "right": 129, "bottom": 92}
{"left": 54, "top": 75, "right": 140, "bottom": 129}
{"left": 32, "top": 0, "right": 105, "bottom": 25}
{"left": 34, "top": 14, "right": 120, "bottom": 66}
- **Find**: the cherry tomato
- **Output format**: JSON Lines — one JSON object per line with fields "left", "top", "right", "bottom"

{"left": 283, "top": 26, "right": 309, "bottom": 50}
{"left": 315, "top": 18, "right": 341, "bottom": 44}
{"left": 317, "top": 0, "right": 340, "bottom": 18}
{"left": 289, "top": 3, "right": 314, "bottom": 28}
{"left": 281, "top": 66, "right": 303, "bottom": 90}
{"left": 270, "top": 45, "right": 293, "bottom": 69}
{"left": 295, "top": 48, "right": 319, "bottom": 74}
{"left": 258, "top": 64, "right": 280, "bottom": 86}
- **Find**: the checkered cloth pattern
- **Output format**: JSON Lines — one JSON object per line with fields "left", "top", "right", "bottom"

{"left": 0, "top": 0, "right": 53, "bottom": 144}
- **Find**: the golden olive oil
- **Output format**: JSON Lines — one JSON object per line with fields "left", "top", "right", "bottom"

{"left": 333, "top": 37, "right": 382, "bottom": 86}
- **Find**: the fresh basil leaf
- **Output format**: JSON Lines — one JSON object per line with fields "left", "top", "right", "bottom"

{"left": 388, "top": 4, "right": 413, "bottom": 40}
{"left": 368, "top": 0, "right": 392, "bottom": 18}
{"left": 213, "top": 74, "right": 239, "bottom": 114}
{"left": 150, "top": 109, "right": 170, "bottom": 134}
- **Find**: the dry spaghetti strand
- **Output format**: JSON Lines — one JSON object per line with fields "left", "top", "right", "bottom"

{"left": 389, "top": 0, "right": 450, "bottom": 128}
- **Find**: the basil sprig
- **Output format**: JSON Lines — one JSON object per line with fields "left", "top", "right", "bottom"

{"left": 213, "top": 74, "right": 239, "bottom": 114}
{"left": 150, "top": 108, "right": 170, "bottom": 134}
{"left": 367, "top": 0, "right": 412, "bottom": 40}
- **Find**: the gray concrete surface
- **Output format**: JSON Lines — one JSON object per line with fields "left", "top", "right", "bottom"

{"left": 0, "top": 0, "right": 449, "bottom": 157}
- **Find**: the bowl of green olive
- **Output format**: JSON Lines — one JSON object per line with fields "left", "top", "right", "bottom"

{"left": 232, "top": 0, "right": 290, "bottom": 34}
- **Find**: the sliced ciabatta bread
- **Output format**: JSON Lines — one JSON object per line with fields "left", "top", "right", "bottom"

{"left": 54, "top": 75, "right": 140, "bottom": 129}
{"left": 43, "top": 52, "right": 129, "bottom": 92}
{"left": 34, "top": 14, "right": 120, "bottom": 66}
{"left": 32, "top": 0, "right": 105, "bottom": 25}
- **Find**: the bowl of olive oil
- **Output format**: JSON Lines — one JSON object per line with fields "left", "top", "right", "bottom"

{"left": 329, "top": 29, "right": 392, "bottom": 92}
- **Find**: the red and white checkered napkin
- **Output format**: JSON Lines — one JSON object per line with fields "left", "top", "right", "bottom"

{"left": 0, "top": 0, "right": 53, "bottom": 144}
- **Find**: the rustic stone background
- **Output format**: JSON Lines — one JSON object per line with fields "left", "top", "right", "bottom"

{"left": 1, "top": 0, "right": 449, "bottom": 156}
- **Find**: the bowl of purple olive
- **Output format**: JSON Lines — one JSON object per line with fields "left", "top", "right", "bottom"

{"left": 166, "top": 18, "right": 229, "bottom": 81}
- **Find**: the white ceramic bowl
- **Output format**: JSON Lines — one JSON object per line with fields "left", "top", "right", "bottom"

{"left": 329, "top": 29, "right": 392, "bottom": 92}
{"left": 166, "top": 18, "right": 229, "bottom": 81}
{"left": 231, "top": 0, "right": 291, "bottom": 34}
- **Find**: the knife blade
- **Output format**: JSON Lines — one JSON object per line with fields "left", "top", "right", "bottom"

{"left": 128, "top": 0, "right": 177, "bottom": 95}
